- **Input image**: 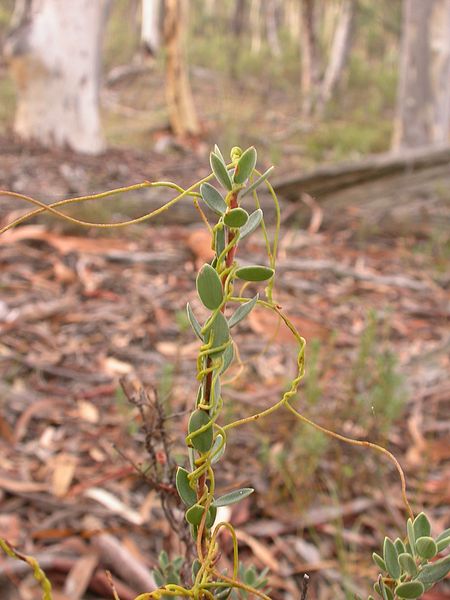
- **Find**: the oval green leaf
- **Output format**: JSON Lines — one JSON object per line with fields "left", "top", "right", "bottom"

{"left": 241, "top": 166, "right": 274, "bottom": 197}
{"left": 207, "top": 312, "right": 230, "bottom": 355}
{"left": 224, "top": 207, "right": 249, "bottom": 228}
{"left": 185, "top": 503, "right": 205, "bottom": 526}
{"left": 213, "top": 487, "right": 254, "bottom": 507}
{"left": 214, "top": 144, "right": 225, "bottom": 163}
{"left": 186, "top": 303, "right": 203, "bottom": 341}
{"left": 395, "top": 538, "right": 406, "bottom": 555}
{"left": 200, "top": 183, "right": 227, "bottom": 215}
{"left": 239, "top": 209, "right": 263, "bottom": 240}
{"left": 176, "top": 467, "right": 197, "bottom": 507}
{"left": 416, "top": 555, "right": 450, "bottom": 586}
{"left": 372, "top": 552, "right": 386, "bottom": 572}
{"left": 220, "top": 342, "right": 234, "bottom": 374}
{"left": 235, "top": 265, "right": 274, "bottom": 282}
{"left": 196, "top": 264, "right": 223, "bottom": 310}
{"left": 398, "top": 553, "right": 418, "bottom": 577}
{"left": 210, "top": 152, "right": 232, "bottom": 190}
{"left": 205, "top": 504, "right": 217, "bottom": 528}
{"left": 188, "top": 409, "right": 213, "bottom": 453}
{"left": 228, "top": 295, "right": 258, "bottom": 328}
{"left": 416, "top": 536, "right": 437, "bottom": 560}
{"left": 383, "top": 537, "right": 400, "bottom": 580}
{"left": 211, "top": 433, "right": 226, "bottom": 464}
{"left": 394, "top": 581, "right": 424, "bottom": 599}
{"left": 407, "top": 518, "right": 416, "bottom": 556}
{"left": 413, "top": 512, "right": 431, "bottom": 539}
{"left": 436, "top": 528, "right": 450, "bottom": 543}
{"left": 436, "top": 535, "right": 450, "bottom": 552}
{"left": 234, "top": 147, "right": 257, "bottom": 184}
{"left": 215, "top": 226, "right": 225, "bottom": 256}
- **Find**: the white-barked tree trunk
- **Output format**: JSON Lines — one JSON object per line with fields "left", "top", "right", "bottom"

{"left": 4, "top": 0, "right": 110, "bottom": 154}
{"left": 392, "top": 0, "right": 450, "bottom": 149}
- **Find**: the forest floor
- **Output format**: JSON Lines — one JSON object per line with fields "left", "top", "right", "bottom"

{"left": 0, "top": 137, "right": 449, "bottom": 600}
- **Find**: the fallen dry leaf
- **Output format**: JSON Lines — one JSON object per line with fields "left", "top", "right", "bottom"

{"left": 51, "top": 453, "right": 78, "bottom": 497}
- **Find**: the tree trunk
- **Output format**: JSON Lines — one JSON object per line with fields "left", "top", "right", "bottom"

{"left": 300, "top": 0, "right": 320, "bottom": 118}
{"left": 163, "top": 0, "right": 199, "bottom": 137}
{"left": 250, "top": 0, "right": 262, "bottom": 54}
{"left": 392, "top": 0, "right": 450, "bottom": 150}
{"left": 141, "top": 0, "right": 161, "bottom": 57}
{"left": 285, "top": 0, "right": 301, "bottom": 43}
{"left": 4, "top": 0, "right": 110, "bottom": 155}
{"left": 266, "top": 0, "right": 281, "bottom": 57}
{"left": 316, "top": 0, "right": 355, "bottom": 116}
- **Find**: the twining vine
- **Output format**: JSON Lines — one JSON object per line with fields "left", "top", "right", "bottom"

{"left": 0, "top": 146, "right": 449, "bottom": 600}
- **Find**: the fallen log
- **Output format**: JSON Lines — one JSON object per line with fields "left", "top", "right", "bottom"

{"left": 271, "top": 145, "right": 450, "bottom": 199}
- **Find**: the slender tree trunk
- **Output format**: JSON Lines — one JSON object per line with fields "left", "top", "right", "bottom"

{"left": 316, "top": 0, "right": 355, "bottom": 116}
{"left": 250, "top": 0, "right": 262, "bottom": 54}
{"left": 300, "top": 0, "right": 320, "bottom": 118}
{"left": 285, "top": 0, "right": 301, "bottom": 43}
{"left": 4, "top": 0, "right": 110, "bottom": 155}
{"left": 266, "top": 0, "right": 281, "bottom": 57}
{"left": 392, "top": 0, "right": 450, "bottom": 150}
{"left": 163, "top": 0, "right": 199, "bottom": 137}
{"left": 141, "top": 0, "right": 161, "bottom": 57}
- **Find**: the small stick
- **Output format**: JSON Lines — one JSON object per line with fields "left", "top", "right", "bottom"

{"left": 301, "top": 574, "right": 310, "bottom": 600}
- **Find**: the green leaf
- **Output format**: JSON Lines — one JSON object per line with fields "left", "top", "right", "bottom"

{"left": 415, "top": 536, "right": 437, "bottom": 560}
{"left": 376, "top": 578, "right": 393, "bottom": 600}
{"left": 407, "top": 518, "right": 416, "bottom": 556}
{"left": 159, "top": 550, "right": 169, "bottom": 568}
{"left": 383, "top": 537, "right": 400, "bottom": 580}
{"left": 436, "top": 528, "right": 450, "bottom": 543}
{"left": 212, "top": 376, "right": 221, "bottom": 407}
{"left": 413, "top": 513, "right": 431, "bottom": 539}
{"left": 224, "top": 207, "right": 249, "bottom": 228}
{"left": 186, "top": 303, "right": 203, "bottom": 341}
{"left": 214, "top": 145, "right": 225, "bottom": 163}
{"left": 188, "top": 409, "right": 213, "bottom": 453}
{"left": 394, "top": 581, "right": 424, "bottom": 599}
{"left": 196, "top": 264, "right": 223, "bottom": 310}
{"left": 384, "top": 586, "right": 394, "bottom": 600}
{"left": 206, "top": 504, "right": 217, "bottom": 528}
{"left": 220, "top": 342, "right": 234, "bottom": 373}
{"left": 215, "top": 226, "right": 225, "bottom": 256}
{"left": 185, "top": 503, "right": 205, "bottom": 526}
{"left": 189, "top": 524, "right": 198, "bottom": 541}
{"left": 210, "top": 152, "right": 232, "bottom": 190}
{"left": 372, "top": 552, "right": 387, "bottom": 572}
{"left": 416, "top": 554, "right": 450, "bottom": 586}
{"left": 239, "top": 209, "right": 263, "bottom": 240}
{"left": 241, "top": 166, "right": 274, "bottom": 198}
{"left": 228, "top": 295, "right": 258, "bottom": 328}
{"left": 395, "top": 538, "right": 406, "bottom": 555}
{"left": 191, "top": 558, "right": 201, "bottom": 583}
{"left": 153, "top": 569, "right": 164, "bottom": 587}
{"left": 207, "top": 312, "right": 230, "bottom": 355}
{"left": 235, "top": 265, "right": 274, "bottom": 282}
{"left": 398, "top": 553, "right": 418, "bottom": 577}
{"left": 215, "top": 588, "right": 232, "bottom": 599}
{"left": 176, "top": 467, "right": 197, "bottom": 507}
{"left": 436, "top": 535, "right": 450, "bottom": 552}
{"left": 234, "top": 147, "right": 257, "bottom": 184}
{"left": 173, "top": 556, "right": 184, "bottom": 571}
{"left": 200, "top": 183, "right": 227, "bottom": 215}
{"left": 213, "top": 487, "right": 254, "bottom": 507}
{"left": 211, "top": 433, "right": 226, "bottom": 464}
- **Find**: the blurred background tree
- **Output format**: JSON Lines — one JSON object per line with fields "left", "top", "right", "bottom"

{"left": 0, "top": 0, "right": 449, "bottom": 156}
{"left": 3, "top": 0, "right": 111, "bottom": 154}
